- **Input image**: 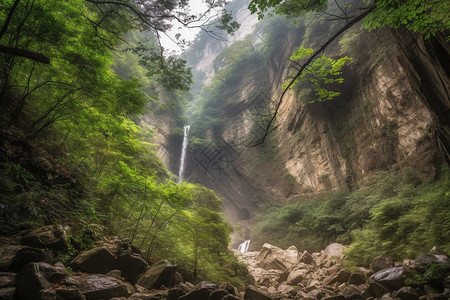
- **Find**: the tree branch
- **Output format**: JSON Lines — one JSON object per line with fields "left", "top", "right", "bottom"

{"left": 0, "top": 45, "right": 50, "bottom": 64}
{"left": 249, "top": 5, "right": 375, "bottom": 147}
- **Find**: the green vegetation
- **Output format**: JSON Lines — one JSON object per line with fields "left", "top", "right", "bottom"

{"left": 250, "top": 169, "right": 450, "bottom": 267}
{"left": 0, "top": 0, "right": 247, "bottom": 286}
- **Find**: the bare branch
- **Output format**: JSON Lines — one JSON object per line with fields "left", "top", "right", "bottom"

{"left": 249, "top": 5, "right": 375, "bottom": 147}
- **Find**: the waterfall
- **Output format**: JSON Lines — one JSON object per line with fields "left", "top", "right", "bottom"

{"left": 238, "top": 240, "right": 250, "bottom": 253}
{"left": 177, "top": 125, "right": 190, "bottom": 184}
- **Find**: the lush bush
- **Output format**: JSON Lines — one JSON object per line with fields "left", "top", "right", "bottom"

{"left": 250, "top": 169, "right": 450, "bottom": 266}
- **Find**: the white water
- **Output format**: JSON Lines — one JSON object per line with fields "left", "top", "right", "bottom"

{"left": 177, "top": 125, "right": 190, "bottom": 184}
{"left": 238, "top": 240, "right": 250, "bottom": 253}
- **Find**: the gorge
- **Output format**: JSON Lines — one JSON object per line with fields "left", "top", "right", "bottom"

{"left": 0, "top": 0, "right": 448, "bottom": 299}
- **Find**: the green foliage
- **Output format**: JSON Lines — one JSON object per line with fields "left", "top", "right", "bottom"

{"left": 363, "top": 0, "right": 450, "bottom": 40}
{"left": 0, "top": 0, "right": 246, "bottom": 286}
{"left": 248, "top": 0, "right": 327, "bottom": 20}
{"left": 284, "top": 47, "right": 352, "bottom": 102}
{"left": 404, "top": 263, "right": 448, "bottom": 288}
{"left": 251, "top": 169, "right": 450, "bottom": 267}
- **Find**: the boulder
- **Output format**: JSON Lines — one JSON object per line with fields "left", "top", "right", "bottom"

{"left": 287, "top": 269, "right": 309, "bottom": 285}
{"left": 393, "top": 286, "right": 420, "bottom": 300}
{"left": 244, "top": 286, "right": 273, "bottom": 300}
{"left": 362, "top": 282, "right": 390, "bottom": 298}
{"left": 39, "top": 287, "right": 84, "bottom": 300}
{"left": 15, "top": 262, "right": 71, "bottom": 299}
{"left": 430, "top": 246, "right": 448, "bottom": 256}
{"left": 71, "top": 246, "right": 116, "bottom": 274}
{"left": 274, "top": 269, "right": 289, "bottom": 284}
{"left": 369, "top": 266, "right": 405, "bottom": 290}
{"left": 323, "top": 296, "right": 346, "bottom": 300}
{"left": 323, "top": 269, "right": 351, "bottom": 286}
{"left": 371, "top": 254, "right": 394, "bottom": 272}
{"left": 222, "top": 295, "right": 241, "bottom": 300}
{"left": 209, "top": 289, "right": 229, "bottom": 300}
{"left": 341, "top": 284, "right": 363, "bottom": 297}
{"left": 321, "top": 243, "right": 346, "bottom": 264}
{"left": 178, "top": 287, "right": 210, "bottom": 300}
{"left": 409, "top": 253, "right": 450, "bottom": 272}
{"left": 21, "top": 225, "right": 70, "bottom": 251}
{"left": 347, "top": 273, "right": 366, "bottom": 285}
{"left": 79, "top": 274, "right": 129, "bottom": 300}
{"left": 114, "top": 250, "right": 148, "bottom": 282}
{"left": 256, "top": 244, "right": 291, "bottom": 270}
{"left": 299, "top": 251, "right": 315, "bottom": 265}
{"left": 0, "top": 245, "right": 20, "bottom": 271}
{"left": 136, "top": 259, "right": 177, "bottom": 290}
{"left": 0, "top": 272, "right": 15, "bottom": 288}
{"left": 220, "top": 282, "right": 239, "bottom": 295}
{"left": 0, "top": 244, "right": 54, "bottom": 272}
{"left": 0, "top": 287, "right": 15, "bottom": 300}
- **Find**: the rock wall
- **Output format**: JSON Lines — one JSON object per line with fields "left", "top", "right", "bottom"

{"left": 182, "top": 22, "right": 443, "bottom": 244}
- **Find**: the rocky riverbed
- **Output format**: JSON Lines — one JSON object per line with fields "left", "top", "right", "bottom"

{"left": 0, "top": 225, "right": 449, "bottom": 299}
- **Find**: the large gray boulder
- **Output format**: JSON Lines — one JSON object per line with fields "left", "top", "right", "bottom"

{"left": 71, "top": 246, "right": 116, "bottom": 274}
{"left": 15, "top": 262, "right": 72, "bottom": 299}
{"left": 323, "top": 269, "right": 351, "bottom": 286}
{"left": 286, "top": 269, "right": 309, "bottom": 285}
{"left": 244, "top": 286, "right": 273, "bottom": 300}
{"left": 0, "top": 244, "right": 54, "bottom": 272}
{"left": 409, "top": 253, "right": 450, "bottom": 272}
{"left": 79, "top": 274, "right": 129, "bottom": 300}
{"left": 114, "top": 250, "right": 148, "bottom": 282}
{"left": 369, "top": 266, "right": 405, "bottom": 290}
{"left": 136, "top": 259, "right": 178, "bottom": 290}
{"left": 371, "top": 254, "right": 394, "bottom": 272}
{"left": 21, "top": 225, "right": 70, "bottom": 251}
{"left": 178, "top": 287, "right": 211, "bottom": 300}
{"left": 256, "top": 244, "right": 296, "bottom": 271}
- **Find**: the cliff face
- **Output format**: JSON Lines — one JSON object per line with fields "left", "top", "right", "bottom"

{"left": 181, "top": 19, "right": 444, "bottom": 243}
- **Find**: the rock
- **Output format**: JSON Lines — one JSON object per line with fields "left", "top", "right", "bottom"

{"left": 129, "top": 290, "right": 168, "bottom": 299}
{"left": 209, "top": 289, "right": 229, "bottom": 300}
{"left": 275, "top": 270, "right": 290, "bottom": 283}
{"left": 321, "top": 243, "right": 346, "bottom": 264}
{"left": 196, "top": 281, "right": 219, "bottom": 290}
{"left": 0, "top": 287, "right": 15, "bottom": 300}
{"left": 306, "top": 289, "right": 325, "bottom": 299}
{"left": 323, "top": 269, "right": 351, "bottom": 286}
{"left": 136, "top": 259, "right": 177, "bottom": 290}
{"left": 393, "top": 286, "right": 420, "bottom": 300}
{"left": 114, "top": 250, "right": 148, "bottom": 282}
{"left": 371, "top": 254, "right": 394, "bottom": 272}
{"left": 430, "top": 246, "right": 448, "bottom": 256}
{"left": 244, "top": 286, "right": 272, "bottom": 300}
{"left": 21, "top": 225, "right": 70, "bottom": 251}
{"left": 341, "top": 284, "right": 363, "bottom": 297}
{"left": 0, "top": 244, "right": 54, "bottom": 272}
{"left": 168, "top": 286, "right": 186, "bottom": 300}
{"left": 71, "top": 246, "right": 116, "bottom": 274}
{"left": 347, "top": 273, "right": 366, "bottom": 285}
{"left": 0, "top": 273, "right": 15, "bottom": 288}
{"left": 362, "top": 282, "right": 390, "bottom": 298}
{"left": 287, "top": 269, "right": 309, "bottom": 285}
{"left": 178, "top": 287, "right": 210, "bottom": 300}
{"left": 369, "top": 266, "right": 405, "bottom": 290}
{"left": 15, "top": 262, "right": 70, "bottom": 299}
{"left": 299, "top": 251, "right": 315, "bottom": 265}
{"left": 410, "top": 253, "right": 450, "bottom": 272}
{"left": 277, "top": 284, "right": 294, "bottom": 294}
{"left": 106, "top": 269, "right": 122, "bottom": 280}
{"left": 323, "top": 296, "right": 346, "bottom": 300}
{"left": 256, "top": 244, "right": 290, "bottom": 270}
{"left": 0, "top": 245, "right": 20, "bottom": 271}
{"left": 220, "top": 282, "right": 239, "bottom": 295}
{"left": 222, "top": 295, "right": 241, "bottom": 300}
{"left": 79, "top": 274, "right": 129, "bottom": 300}
{"left": 39, "top": 287, "right": 84, "bottom": 300}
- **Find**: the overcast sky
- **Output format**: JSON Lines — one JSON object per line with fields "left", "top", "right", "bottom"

{"left": 159, "top": 0, "right": 221, "bottom": 54}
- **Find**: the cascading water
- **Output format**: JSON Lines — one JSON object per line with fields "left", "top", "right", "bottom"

{"left": 177, "top": 125, "right": 190, "bottom": 184}
{"left": 238, "top": 240, "right": 250, "bottom": 253}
